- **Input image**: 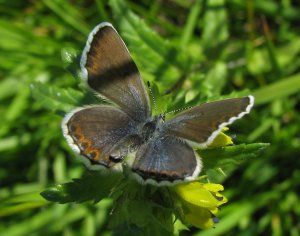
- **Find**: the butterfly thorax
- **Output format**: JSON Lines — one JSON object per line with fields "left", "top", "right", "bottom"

{"left": 108, "top": 115, "right": 164, "bottom": 161}
{"left": 141, "top": 115, "right": 164, "bottom": 142}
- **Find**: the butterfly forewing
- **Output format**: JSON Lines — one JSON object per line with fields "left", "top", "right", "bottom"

{"left": 81, "top": 22, "right": 151, "bottom": 123}
{"left": 163, "top": 96, "right": 254, "bottom": 147}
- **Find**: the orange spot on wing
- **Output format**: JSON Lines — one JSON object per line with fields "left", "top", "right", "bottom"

{"left": 69, "top": 124, "right": 102, "bottom": 162}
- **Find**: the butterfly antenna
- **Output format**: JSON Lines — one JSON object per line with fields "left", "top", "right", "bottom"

{"left": 147, "top": 81, "right": 157, "bottom": 113}
{"left": 165, "top": 105, "right": 193, "bottom": 115}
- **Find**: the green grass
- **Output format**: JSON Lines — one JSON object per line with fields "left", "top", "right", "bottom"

{"left": 1, "top": 0, "right": 300, "bottom": 235}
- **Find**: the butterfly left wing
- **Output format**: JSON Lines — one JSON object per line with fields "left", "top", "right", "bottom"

{"left": 162, "top": 96, "right": 254, "bottom": 148}
{"left": 131, "top": 136, "right": 201, "bottom": 185}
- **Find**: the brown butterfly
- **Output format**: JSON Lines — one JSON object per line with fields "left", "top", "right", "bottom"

{"left": 62, "top": 22, "right": 254, "bottom": 185}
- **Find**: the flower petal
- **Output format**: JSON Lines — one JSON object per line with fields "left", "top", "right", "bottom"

{"left": 208, "top": 128, "right": 233, "bottom": 148}
{"left": 203, "top": 183, "right": 224, "bottom": 192}
{"left": 185, "top": 204, "right": 216, "bottom": 229}
{"left": 173, "top": 182, "right": 219, "bottom": 208}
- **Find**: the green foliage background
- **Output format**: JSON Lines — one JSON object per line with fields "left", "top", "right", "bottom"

{"left": 1, "top": 0, "right": 300, "bottom": 235}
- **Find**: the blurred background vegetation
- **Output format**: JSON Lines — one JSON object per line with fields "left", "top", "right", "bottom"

{"left": 1, "top": 0, "right": 300, "bottom": 235}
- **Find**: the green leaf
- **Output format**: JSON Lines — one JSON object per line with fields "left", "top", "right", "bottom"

{"left": 180, "top": 0, "right": 202, "bottom": 49}
{"left": 43, "top": 0, "right": 89, "bottom": 35}
{"left": 252, "top": 73, "right": 300, "bottom": 105}
{"left": 111, "top": 199, "right": 174, "bottom": 236}
{"left": 204, "top": 61, "right": 227, "bottom": 95}
{"left": 201, "top": 0, "right": 228, "bottom": 55}
{"left": 30, "top": 82, "right": 84, "bottom": 113}
{"left": 201, "top": 143, "right": 269, "bottom": 169}
{"left": 0, "top": 192, "right": 48, "bottom": 218}
{"left": 247, "top": 47, "right": 272, "bottom": 75}
{"left": 109, "top": 180, "right": 175, "bottom": 235}
{"left": 41, "top": 171, "right": 122, "bottom": 204}
{"left": 200, "top": 143, "right": 269, "bottom": 182}
{"left": 148, "top": 82, "right": 171, "bottom": 115}
{"left": 5, "top": 84, "right": 30, "bottom": 122}
{"left": 0, "top": 78, "right": 20, "bottom": 100}
{"left": 128, "top": 200, "right": 153, "bottom": 227}
{"left": 277, "top": 38, "right": 300, "bottom": 75}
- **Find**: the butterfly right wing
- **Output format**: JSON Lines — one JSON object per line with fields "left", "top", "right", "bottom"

{"left": 163, "top": 96, "right": 254, "bottom": 148}
{"left": 62, "top": 106, "right": 139, "bottom": 169}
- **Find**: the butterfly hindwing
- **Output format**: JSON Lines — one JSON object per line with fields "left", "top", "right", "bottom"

{"left": 131, "top": 136, "right": 201, "bottom": 184}
{"left": 62, "top": 106, "right": 139, "bottom": 169}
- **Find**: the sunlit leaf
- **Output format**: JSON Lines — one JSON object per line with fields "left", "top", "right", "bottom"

{"left": 41, "top": 171, "right": 122, "bottom": 204}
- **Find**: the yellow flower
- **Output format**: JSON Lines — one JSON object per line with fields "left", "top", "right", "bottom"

{"left": 208, "top": 127, "right": 233, "bottom": 148}
{"left": 173, "top": 182, "right": 227, "bottom": 229}
{"left": 172, "top": 130, "right": 231, "bottom": 229}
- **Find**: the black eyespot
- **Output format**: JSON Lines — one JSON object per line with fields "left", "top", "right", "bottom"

{"left": 109, "top": 155, "right": 123, "bottom": 163}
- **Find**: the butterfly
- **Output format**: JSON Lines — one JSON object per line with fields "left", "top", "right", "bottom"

{"left": 62, "top": 22, "right": 254, "bottom": 185}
